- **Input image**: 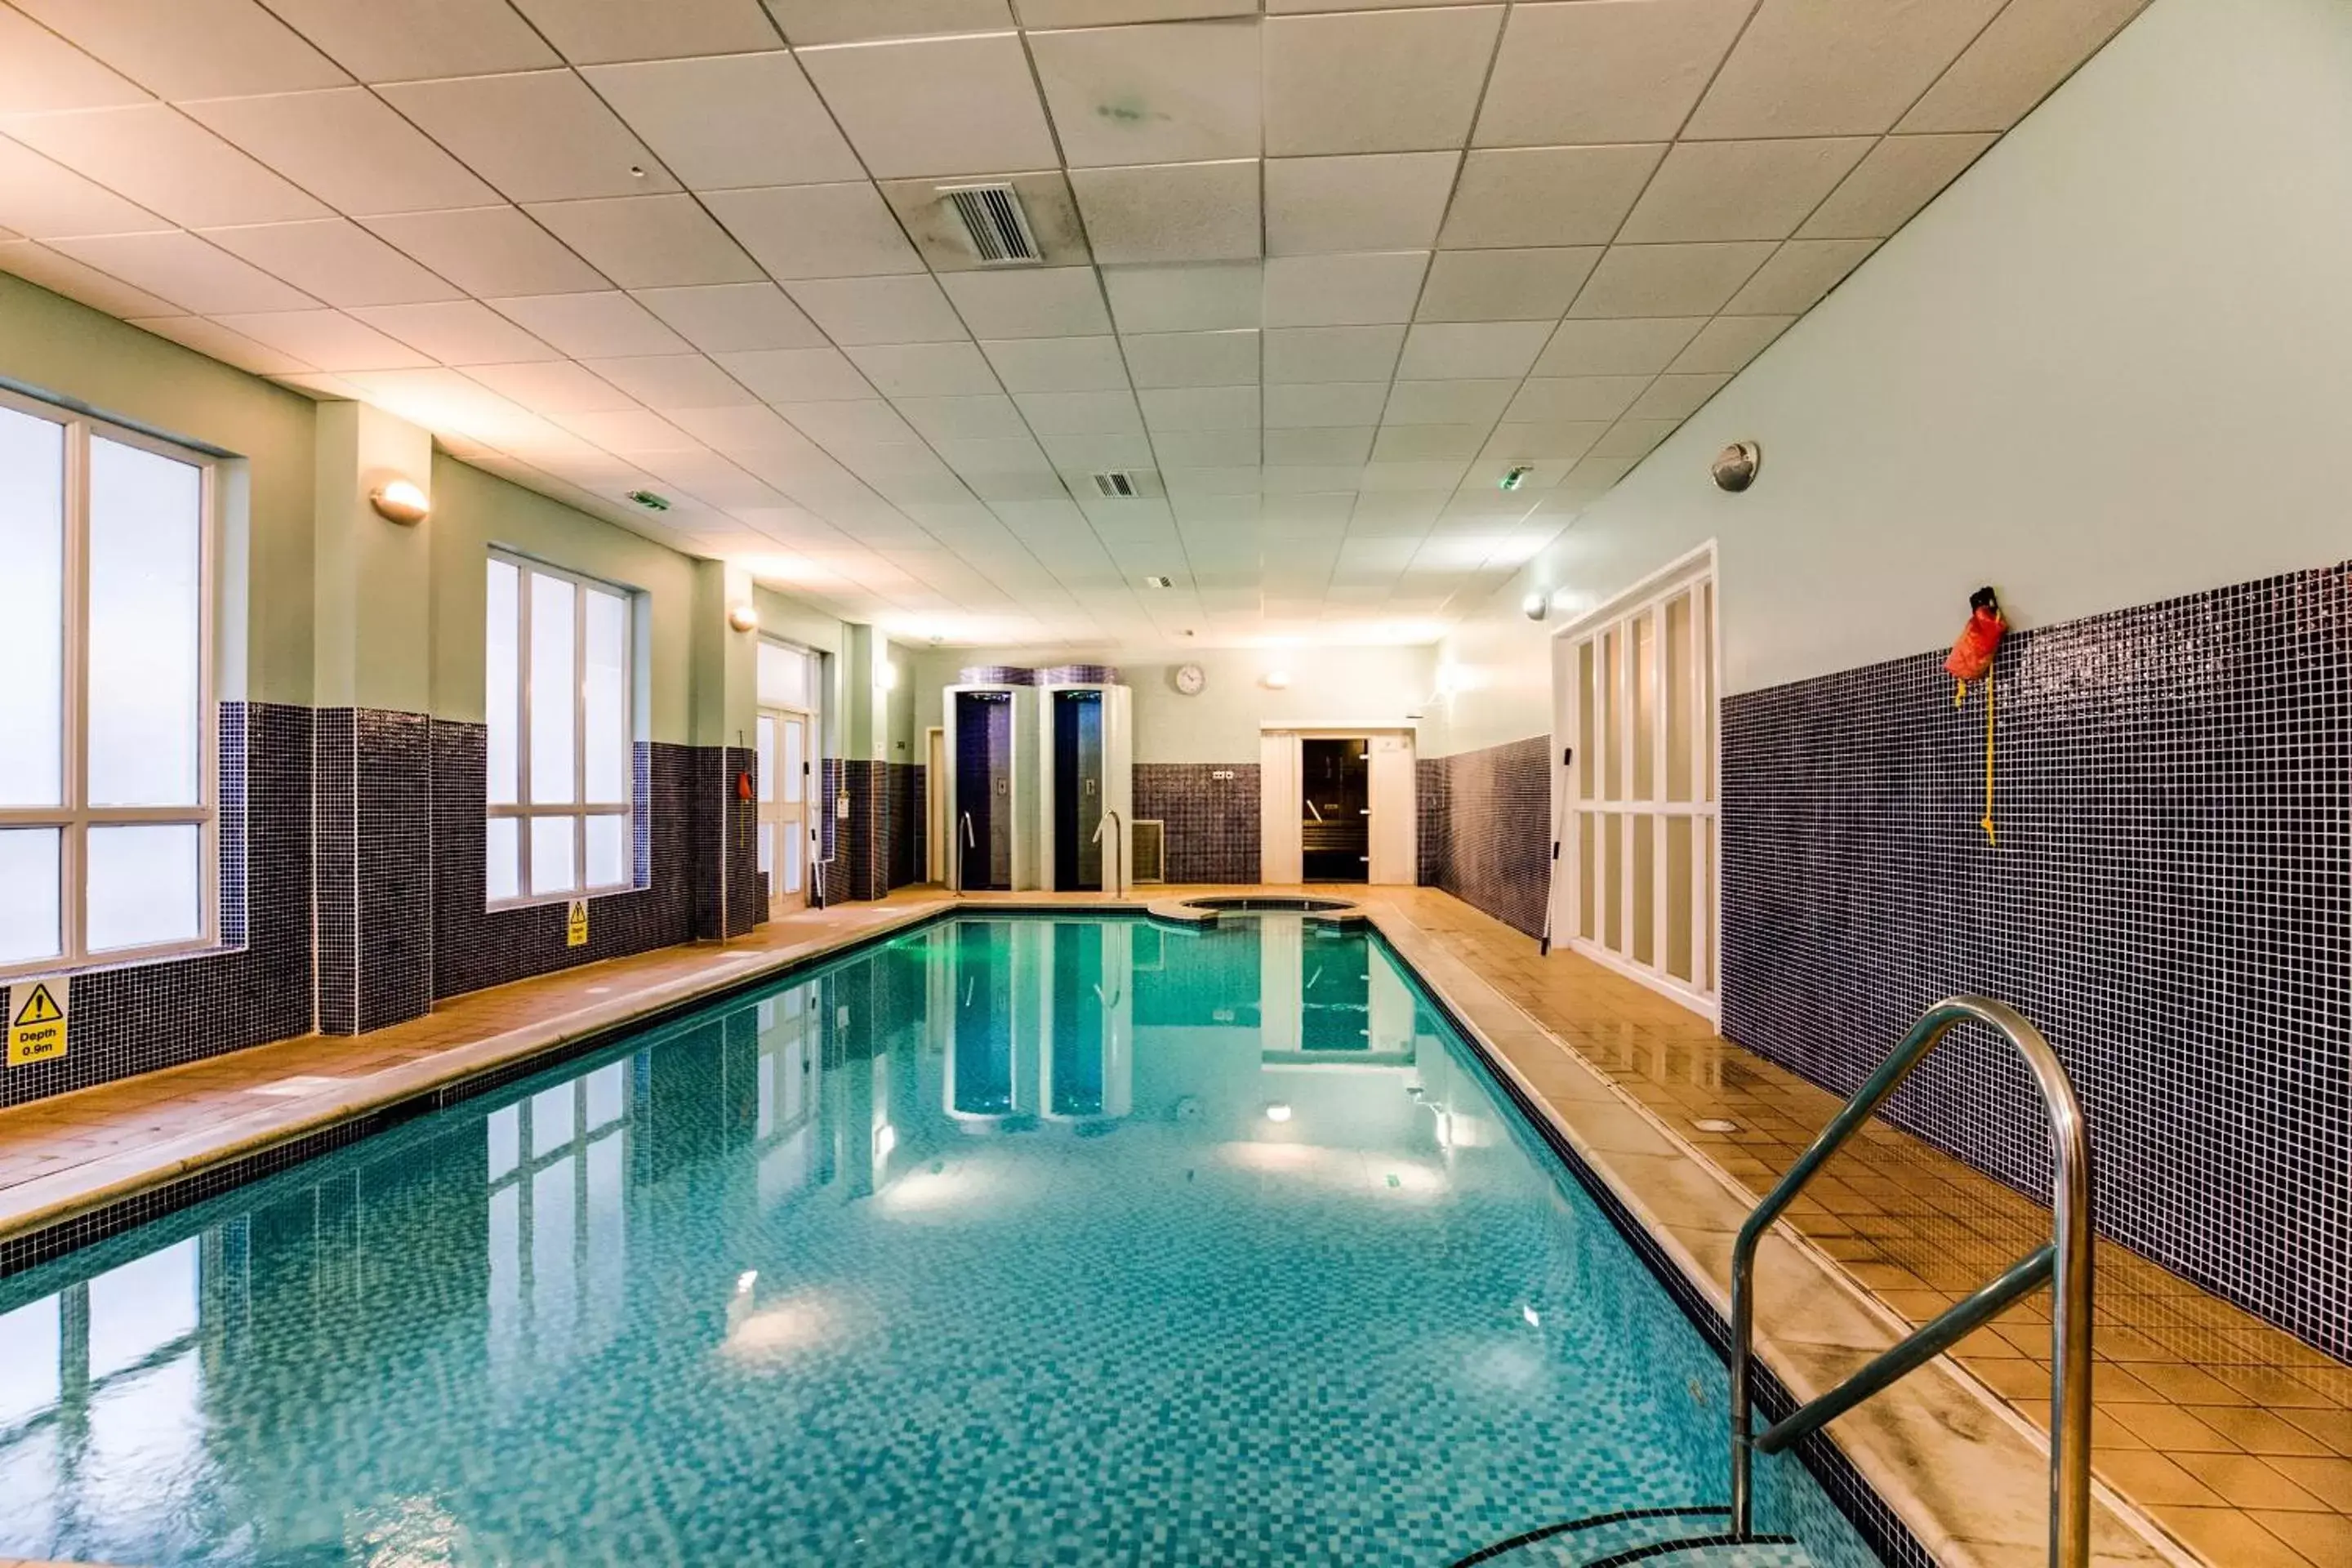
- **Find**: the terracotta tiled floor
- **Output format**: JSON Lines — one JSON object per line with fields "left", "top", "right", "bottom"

{"left": 1, "top": 884, "right": 2345, "bottom": 1568}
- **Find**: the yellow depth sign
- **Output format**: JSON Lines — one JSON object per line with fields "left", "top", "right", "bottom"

{"left": 565, "top": 899, "right": 589, "bottom": 948}
{"left": 8, "top": 977, "right": 69, "bottom": 1067}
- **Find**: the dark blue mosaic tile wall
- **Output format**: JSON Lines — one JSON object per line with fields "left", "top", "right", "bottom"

{"left": 431, "top": 722, "right": 701, "bottom": 1001}
{"left": 0, "top": 702, "right": 314, "bottom": 1110}
{"left": 1418, "top": 737, "right": 1553, "bottom": 940}
{"left": 890, "top": 762, "right": 925, "bottom": 889}
{"left": 318, "top": 710, "right": 434, "bottom": 1036}
{"left": 1133, "top": 764, "right": 1260, "bottom": 884}
{"left": 1722, "top": 564, "right": 2351, "bottom": 1359}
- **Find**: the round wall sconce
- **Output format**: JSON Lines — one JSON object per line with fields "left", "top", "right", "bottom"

{"left": 1521, "top": 591, "right": 1550, "bottom": 622}
{"left": 1261, "top": 669, "right": 1291, "bottom": 690}
{"left": 877, "top": 661, "right": 899, "bottom": 691}
{"left": 369, "top": 479, "right": 428, "bottom": 525}
{"left": 1711, "top": 441, "right": 1761, "bottom": 492}
{"left": 727, "top": 603, "right": 759, "bottom": 634}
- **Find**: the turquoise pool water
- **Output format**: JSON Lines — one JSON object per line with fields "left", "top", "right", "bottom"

{"left": 0, "top": 915, "right": 1880, "bottom": 1567}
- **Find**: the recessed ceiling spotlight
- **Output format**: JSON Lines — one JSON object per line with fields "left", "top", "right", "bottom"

{"left": 1261, "top": 670, "right": 1292, "bottom": 690}
{"left": 1264, "top": 1102, "right": 1293, "bottom": 1124}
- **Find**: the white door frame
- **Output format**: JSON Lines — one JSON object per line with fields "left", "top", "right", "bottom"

{"left": 924, "top": 725, "right": 947, "bottom": 884}
{"left": 1549, "top": 540, "right": 1721, "bottom": 1018}
{"left": 757, "top": 704, "right": 816, "bottom": 913}
{"left": 1258, "top": 722, "right": 1419, "bottom": 887}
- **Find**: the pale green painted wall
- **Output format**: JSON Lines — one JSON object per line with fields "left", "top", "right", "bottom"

{"left": 0, "top": 272, "right": 315, "bottom": 706}
{"left": 1433, "top": 0, "right": 2352, "bottom": 754}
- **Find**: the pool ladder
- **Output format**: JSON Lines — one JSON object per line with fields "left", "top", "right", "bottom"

{"left": 1728, "top": 996, "right": 2094, "bottom": 1568}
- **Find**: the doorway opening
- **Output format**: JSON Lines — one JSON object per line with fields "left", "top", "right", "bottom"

{"left": 1050, "top": 688, "right": 1107, "bottom": 891}
{"left": 1300, "top": 737, "right": 1369, "bottom": 883}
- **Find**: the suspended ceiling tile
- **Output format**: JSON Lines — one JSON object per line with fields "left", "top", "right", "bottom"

{"left": 581, "top": 53, "right": 862, "bottom": 191}
{"left": 48, "top": 229, "right": 318, "bottom": 314}
{"left": 1116, "top": 329, "right": 1257, "bottom": 389}
{"left": 1414, "top": 247, "right": 1601, "bottom": 323}
{"left": 506, "top": 0, "right": 784, "bottom": 65}
{"left": 198, "top": 218, "right": 466, "bottom": 307}
{"left": 981, "top": 335, "right": 1134, "bottom": 393}
{"left": 701, "top": 183, "right": 924, "bottom": 278}
{"left": 9, "top": 0, "right": 349, "bottom": 101}
{"left": 258, "top": 0, "right": 562, "bottom": 83}
{"left": 1263, "top": 6, "right": 1500, "bottom": 158}
{"left": 0, "top": 138, "right": 170, "bottom": 240}
{"left": 1265, "top": 153, "right": 1458, "bottom": 256}
{"left": 1720, "top": 237, "right": 1879, "bottom": 314}
{"left": 485, "top": 291, "right": 695, "bottom": 359}
{"left": 1566, "top": 242, "right": 1777, "bottom": 318}
{"left": 4, "top": 104, "right": 331, "bottom": 228}
{"left": 786, "top": 274, "right": 972, "bottom": 346}
{"left": 940, "top": 267, "right": 1115, "bottom": 339}
{"left": 1686, "top": 0, "right": 2007, "bottom": 140}
{"left": 1068, "top": 160, "right": 1262, "bottom": 265}
{"left": 357, "top": 205, "right": 610, "bottom": 297}
{"left": 0, "top": 7, "right": 150, "bottom": 115}
{"left": 632, "top": 283, "right": 829, "bottom": 354}
{"left": 181, "top": 87, "right": 499, "bottom": 216}
{"left": 376, "top": 71, "right": 679, "bottom": 204}
{"left": 1439, "top": 145, "right": 1667, "bottom": 250}
{"left": 211, "top": 307, "right": 439, "bottom": 371}
{"left": 1473, "top": 0, "right": 1750, "bottom": 147}
{"left": 1797, "top": 133, "right": 1998, "bottom": 239}
{"left": 1616, "top": 138, "right": 1874, "bottom": 244}
{"left": 0, "top": 238, "right": 184, "bottom": 317}
{"left": 768, "top": 0, "right": 1017, "bottom": 46}
{"left": 800, "top": 33, "right": 1058, "bottom": 180}
{"left": 1260, "top": 251, "right": 1428, "bottom": 328}
{"left": 523, "top": 194, "right": 764, "bottom": 289}
{"left": 1029, "top": 19, "right": 1261, "bottom": 168}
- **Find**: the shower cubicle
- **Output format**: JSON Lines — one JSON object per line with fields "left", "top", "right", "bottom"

{"left": 943, "top": 675, "right": 1039, "bottom": 892}
{"left": 1038, "top": 667, "right": 1133, "bottom": 894}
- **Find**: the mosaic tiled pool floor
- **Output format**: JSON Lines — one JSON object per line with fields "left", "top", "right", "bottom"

{"left": 0, "top": 915, "right": 1877, "bottom": 1568}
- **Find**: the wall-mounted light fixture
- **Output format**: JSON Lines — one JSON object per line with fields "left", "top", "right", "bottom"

{"left": 877, "top": 661, "right": 899, "bottom": 690}
{"left": 1521, "top": 590, "right": 1550, "bottom": 622}
{"left": 369, "top": 479, "right": 428, "bottom": 525}
{"left": 727, "top": 603, "right": 759, "bottom": 633}
{"left": 1261, "top": 669, "right": 1291, "bottom": 690}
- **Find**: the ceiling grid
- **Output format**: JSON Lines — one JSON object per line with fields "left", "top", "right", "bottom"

{"left": 0, "top": 0, "right": 2149, "bottom": 648}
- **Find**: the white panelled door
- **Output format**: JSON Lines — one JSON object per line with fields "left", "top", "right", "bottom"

{"left": 757, "top": 707, "right": 813, "bottom": 912}
{"left": 1553, "top": 550, "right": 1719, "bottom": 1013}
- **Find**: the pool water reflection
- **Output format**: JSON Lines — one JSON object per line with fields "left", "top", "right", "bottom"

{"left": 0, "top": 915, "right": 1877, "bottom": 1568}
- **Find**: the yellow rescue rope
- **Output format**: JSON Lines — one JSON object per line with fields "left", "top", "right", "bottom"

{"left": 1953, "top": 675, "right": 1997, "bottom": 846}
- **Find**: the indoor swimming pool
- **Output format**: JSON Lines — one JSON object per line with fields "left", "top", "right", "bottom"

{"left": 0, "top": 915, "right": 1882, "bottom": 1568}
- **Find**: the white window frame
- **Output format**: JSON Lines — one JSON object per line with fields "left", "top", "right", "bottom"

{"left": 488, "top": 550, "right": 635, "bottom": 910}
{"left": 0, "top": 385, "right": 218, "bottom": 981}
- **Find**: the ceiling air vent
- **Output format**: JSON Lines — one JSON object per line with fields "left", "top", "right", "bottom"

{"left": 1142, "top": 574, "right": 1174, "bottom": 589}
{"left": 940, "top": 183, "right": 1042, "bottom": 266}
{"left": 1092, "top": 470, "right": 1141, "bottom": 498}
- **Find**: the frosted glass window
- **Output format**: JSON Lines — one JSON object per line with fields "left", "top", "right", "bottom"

{"left": 531, "top": 816, "right": 577, "bottom": 895}
{"left": 88, "top": 1241, "right": 198, "bottom": 1379}
{"left": 0, "top": 830, "right": 60, "bottom": 964}
{"left": 585, "top": 813, "right": 627, "bottom": 890}
{"left": 782, "top": 828, "right": 804, "bottom": 894}
{"left": 528, "top": 571, "right": 576, "bottom": 807}
{"left": 485, "top": 558, "right": 519, "bottom": 806}
{"left": 758, "top": 822, "right": 773, "bottom": 877}
{"left": 757, "top": 640, "right": 815, "bottom": 709}
{"left": 783, "top": 722, "right": 805, "bottom": 804}
{"left": 0, "top": 406, "right": 64, "bottom": 808}
{"left": 489, "top": 555, "right": 634, "bottom": 906}
{"left": 485, "top": 817, "right": 520, "bottom": 902}
{"left": 87, "top": 438, "right": 202, "bottom": 808}
{"left": 756, "top": 715, "right": 775, "bottom": 805}
{"left": 87, "top": 824, "right": 202, "bottom": 954}
{"left": 584, "top": 589, "right": 627, "bottom": 803}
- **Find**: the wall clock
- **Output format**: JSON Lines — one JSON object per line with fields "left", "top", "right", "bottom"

{"left": 1173, "top": 662, "right": 1207, "bottom": 697}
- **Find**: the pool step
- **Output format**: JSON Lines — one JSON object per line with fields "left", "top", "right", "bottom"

{"left": 1450, "top": 1506, "right": 1812, "bottom": 1568}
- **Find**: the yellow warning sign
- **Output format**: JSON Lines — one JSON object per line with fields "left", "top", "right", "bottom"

{"left": 8, "top": 977, "right": 69, "bottom": 1067}
{"left": 565, "top": 899, "right": 589, "bottom": 948}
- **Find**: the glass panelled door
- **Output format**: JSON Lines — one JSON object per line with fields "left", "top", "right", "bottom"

{"left": 1558, "top": 559, "right": 1718, "bottom": 1011}
{"left": 757, "top": 708, "right": 813, "bottom": 913}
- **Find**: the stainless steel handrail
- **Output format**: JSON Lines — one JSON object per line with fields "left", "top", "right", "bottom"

{"left": 1092, "top": 808, "right": 1125, "bottom": 897}
{"left": 1728, "top": 996, "right": 2092, "bottom": 1567}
